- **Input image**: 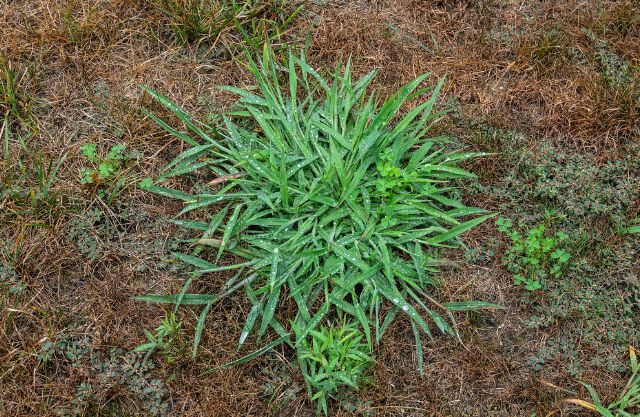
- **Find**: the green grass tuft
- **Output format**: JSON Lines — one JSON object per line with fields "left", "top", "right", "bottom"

{"left": 138, "top": 44, "right": 497, "bottom": 410}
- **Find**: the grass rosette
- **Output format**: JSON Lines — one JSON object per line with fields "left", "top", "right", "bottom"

{"left": 138, "top": 45, "right": 498, "bottom": 405}
{"left": 294, "top": 319, "right": 374, "bottom": 415}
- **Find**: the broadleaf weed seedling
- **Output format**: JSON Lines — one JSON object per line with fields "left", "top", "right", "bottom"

{"left": 78, "top": 141, "right": 144, "bottom": 201}
{"left": 497, "top": 210, "right": 570, "bottom": 291}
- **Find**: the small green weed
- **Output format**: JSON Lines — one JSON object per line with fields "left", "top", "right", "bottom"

{"left": 516, "top": 29, "right": 568, "bottom": 72}
{"left": 135, "top": 311, "right": 183, "bottom": 363}
{"left": 38, "top": 326, "right": 168, "bottom": 416}
{"left": 56, "top": 3, "right": 100, "bottom": 45}
{"left": 497, "top": 211, "right": 570, "bottom": 291}
{"left": 78, "top": 141, "right": 144, "bottom": 201}
{"left": 294, "top": 320, "right": 374, "bottom": 415}
{"left": 79, "top": 142, "right": 125, "bottom": 183}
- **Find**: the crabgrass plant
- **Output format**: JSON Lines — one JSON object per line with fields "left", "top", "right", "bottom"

{"left": 137, "top": 45, "right": 499, "bottom": 409}
{"left": 293, "top": 318, "right": 374, "bottom": 415}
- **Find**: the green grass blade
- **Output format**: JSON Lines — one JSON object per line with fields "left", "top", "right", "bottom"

{"left": 411, "top": 321, "right": 423, "bottom": 377}
{"left": 443, "top": 301, "right": 504, "bottom": 311}
{"left": 192, "top": 302, "right": 213, "bottom": 358}
{"left": 210, "top": 334, "right": 290, "bottom": 372}
{"left": 135, "top": 294, "right": 217, "bottom": 304}
{"left": 426, "top": 213, "right": 496, "bottom": 245}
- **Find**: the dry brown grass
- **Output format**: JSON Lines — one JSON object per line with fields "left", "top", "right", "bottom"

{"left": 309, "top": 0, "right": 639, "bottom": 150}
{"left": 1, "top": 0, "right": 637, "bottom": 415}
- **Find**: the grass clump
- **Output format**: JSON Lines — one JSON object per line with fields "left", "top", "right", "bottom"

{"left": 294, "top": 319, "right": 374, "bottom": 415}
{"left": 155, "top": 0, "right": 303, "bottom": 47}
{"left": 0, "top": 56, "right": 34, "bottom": 127}
{"left": 138, "top": 45, "right": 496, "bottom": 409}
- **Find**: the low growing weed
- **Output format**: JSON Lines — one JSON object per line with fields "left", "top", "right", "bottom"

{"left": 565, "top": 347, "right": 639, "bottom": 417}
{"left": 469, "top": 124, "right": 640, "bottom": 376}
{"left": 38, "top": 327, "right": 168, "bottom": 416}
{"left": 78, "top": 141, "right": 145, "bottom": 202}
{"left": 65, "top": 203, "right": 187, "bottom": 270}
{"left": 497, "top": 211, "right": 570, "bottom": 291}
{"left": 138, "top": 45, "right": 498, "bottom": 410}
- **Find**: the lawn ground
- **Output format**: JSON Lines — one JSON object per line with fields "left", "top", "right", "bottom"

{"left": 1, "top": 0, "right": 639, "bottom": 416}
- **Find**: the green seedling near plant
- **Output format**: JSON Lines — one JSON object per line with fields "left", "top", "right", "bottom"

{"left": 497, "top": 210, "right": 570, "bottom": 291}
{"left": 79, "top": 142, "right": 126, "bottom": 185}
{"left": 137, "top": 43, "right": 500, "bottom": 412}
{"left": 135, "top": 311, "right": 183, "bottom": 363}
{"left": 293, "top": 319, "right": 374, "bottom": 415}
{"left": 78, "top": 142, "right": 145, "bottom": 201}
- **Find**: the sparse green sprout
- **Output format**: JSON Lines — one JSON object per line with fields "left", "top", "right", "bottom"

{"left": 139, "top": 177, "right": 154, "bottom": 189}
{"left": 79, "top": 142, "right": 128, "bottom": 185}
{"left": 135, "top": 311, "right": 183, "bottom": 363}
{"left": 497, "top": 210, "right": 571, "bottom": 291}
{"left": 78, "top": 142, "right": 145, "bottom": 201}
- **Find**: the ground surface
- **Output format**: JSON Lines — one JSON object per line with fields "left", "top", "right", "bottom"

{"left": 1, "top": 0, "right": 639, "bottom": 416}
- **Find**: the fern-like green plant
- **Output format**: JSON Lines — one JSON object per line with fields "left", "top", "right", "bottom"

{"left": 137, "top": 45, "right": 499, "bottom": 385}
